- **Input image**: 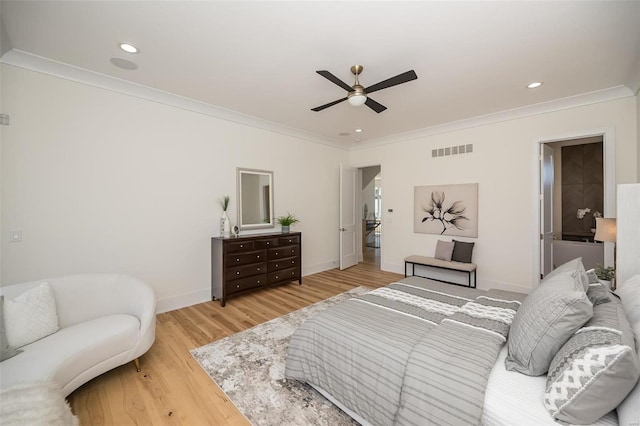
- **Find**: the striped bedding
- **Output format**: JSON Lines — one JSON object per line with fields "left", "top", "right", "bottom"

{"left": 284, "top": 276, "right": 525, "bottom": 426}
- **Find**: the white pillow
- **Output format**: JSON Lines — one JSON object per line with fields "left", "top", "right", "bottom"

{"left": 3, "top": 282, "right": 60, "bottom": 348}
{"left": 615, "top": 274, "right": 640, "bottom": 426}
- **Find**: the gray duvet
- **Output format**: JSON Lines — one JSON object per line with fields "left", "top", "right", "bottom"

{"left": 284, "top": 276, "right": 525, "bottom": 426}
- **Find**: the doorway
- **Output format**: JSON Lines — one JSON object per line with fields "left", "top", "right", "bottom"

{"left": 360, "top": 165, "right": 382, "bottom": 268}
{"left": 537, "top": 131, "right": 614, "bottom": 278}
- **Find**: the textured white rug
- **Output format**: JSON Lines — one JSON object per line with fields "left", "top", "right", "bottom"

{"left": 0, "top": 381, "right": 78, "bottom": 426}
{"left": 191, "top": 287, "right": 369, "bottom": 426}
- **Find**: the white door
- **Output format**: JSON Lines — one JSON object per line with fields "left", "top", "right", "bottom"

{"left": 340, "top": 165, "right": 358, "bottom": 270}
{"left": 541, "top": 144, "right": 554, "bottom": 277}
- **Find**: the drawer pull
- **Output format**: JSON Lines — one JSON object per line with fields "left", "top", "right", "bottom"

{"left": 288, "top": 239, "right": 292, "bottom": 243}
{"left": 240, "top": 244, "right": 244, "bottom": 248}
{"left": 291, "top": 260, "right": 295, "bottom": 264}
{"left": 275, "top": 264, "right": 279, "bottom": 268}
{"left": 236, "top": 258, "right": 240, "bottom": 262}
{"left": 291, "top": 249, "right": 295, "bottom": 253}
{"left": 257, "top": 267, "right": 261, "bottom": 271}
{"left": 236, "top": 271, "right": 240, "bottom": 275}
{"left": 257, "top": 280, "right": 261, "bottom": 284}
{"left": 291, "top": 272, "right": 295, "bottom": 275}
{"left": 275, "top": 275, "right": 279, "bottom": 279}
{"left": 275, "top": 252, "right": 279, "bottom": 255}
{"left": 267, "top": 242, "right": 270, "bottom": 245}
{"left": 236, "top": 284, "right": 240, "bottom": 288}
{"left": 257, "top": 255, "right": 260, "bottom": 259}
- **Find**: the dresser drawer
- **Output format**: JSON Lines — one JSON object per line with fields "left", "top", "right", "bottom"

{"left": 224, "top": 250, "right": 266, "bottom": 267}
{"left": 268, "top": 246, "right": 299, "bottom": 260}
{"left": 254, "top": 238, "right": 279, "bottom": 249}
{"left": 227, "top": 262, "right": 267, "bottom": 281}
{"left": 268, "top": 257, "right": 298, "bottom": 272}
{"left": 226, "top": 240, "right": 254, "bottom": 254}
{"left": 268, "top": 267, "right": 299, "bottom": 283}
{"left": 279, "top": 235, "right": 300, "bottom": 245}
{"left": 227, "top": 274, "right": 267, "bottom": 295}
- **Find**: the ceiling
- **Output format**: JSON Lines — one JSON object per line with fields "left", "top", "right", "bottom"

{"left": 1, "top": 1, "right": 639, "bottom": 148}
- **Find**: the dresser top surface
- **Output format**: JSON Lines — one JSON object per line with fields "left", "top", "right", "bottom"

{"left": 212, "top": 231, "right": 301, "bottom": 242}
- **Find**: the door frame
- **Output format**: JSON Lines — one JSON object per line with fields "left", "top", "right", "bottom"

{"left": 532, "top": 127, "right": 615, "bottom": 283}
{"left": 352, "top": 162, "right": 383, "bottom": 266}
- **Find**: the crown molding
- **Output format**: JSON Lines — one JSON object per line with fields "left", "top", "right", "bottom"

{"left": 351, "top": 85, "right": 635, "bottom": 150}
{"left": 1, "top": 49, "right": 346, "bottom": 150}
{"left": 3, "top": 49, "right": 634, "bottom": 153}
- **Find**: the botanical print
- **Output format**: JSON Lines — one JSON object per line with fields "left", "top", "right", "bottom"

{"left": 414, "top": 184, "right": 478, "bottom": 237}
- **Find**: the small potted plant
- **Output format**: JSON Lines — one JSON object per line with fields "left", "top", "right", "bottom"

{"left": 595, "top": 264, "right": 615, "bottom": 289}
{"left": 276, "top": 213, "right": 300, "bottom": 233}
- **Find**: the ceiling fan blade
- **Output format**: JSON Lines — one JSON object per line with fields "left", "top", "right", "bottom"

{"left": 316, "top": 70, "right": 353, "bottom": 92}
{"left": 365, "top": 97, "right": 387, "bottom": 113}
{"left": 311, "top": 97, "right": 348, "bottom": 112}
{"left": 365, "top": 70, "right": 418, "bottom": 94}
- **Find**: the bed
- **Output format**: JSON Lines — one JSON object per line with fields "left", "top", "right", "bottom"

{"left": 284, "top": 272, "right": 639, "bottom": 426}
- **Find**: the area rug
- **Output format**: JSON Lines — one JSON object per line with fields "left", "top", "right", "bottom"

{"left": 190, "top": 287, "right": 370, "bottom": 426}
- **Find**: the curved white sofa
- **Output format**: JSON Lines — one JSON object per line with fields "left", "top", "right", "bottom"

{"left": 0, "top": 274, "right": 156, "bottom": 396}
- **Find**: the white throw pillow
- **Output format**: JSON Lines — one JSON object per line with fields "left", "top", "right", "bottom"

{"left": 3, "top": 282, "right": 60, "bottom": 348}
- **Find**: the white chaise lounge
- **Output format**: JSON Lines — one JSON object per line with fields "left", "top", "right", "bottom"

{"left": 0, "top": 273, "right": 156, "bottom": 396}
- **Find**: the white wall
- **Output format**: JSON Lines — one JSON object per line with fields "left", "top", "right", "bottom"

{"left": 1, "top": 65, "right": 348, "bottom": 311}
{"left": 351, "top": 97, "right": 638, "bottom": 293}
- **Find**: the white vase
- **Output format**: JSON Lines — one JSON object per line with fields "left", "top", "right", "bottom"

{"left": 221, "top": 211, "right": 231, "bottom": 238}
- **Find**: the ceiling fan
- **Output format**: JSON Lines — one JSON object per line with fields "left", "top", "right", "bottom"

{"left": 311, "top": 65, "right": 418, "bottom": 113}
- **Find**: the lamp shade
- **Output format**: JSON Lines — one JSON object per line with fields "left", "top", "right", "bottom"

{"left": 594, "top": 217, "right": 616, "bottom": 242}
{"left": 348, "top": 94, "right": 367, "bottom": 106}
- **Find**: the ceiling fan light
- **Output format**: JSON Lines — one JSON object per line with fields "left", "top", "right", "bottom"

{"left": 348, "top": 94, "right": 367, "bottom": 107}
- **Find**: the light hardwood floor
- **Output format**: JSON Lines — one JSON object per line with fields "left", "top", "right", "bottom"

{"left": 68, "top": 250, "right": 399, "bottom": 425}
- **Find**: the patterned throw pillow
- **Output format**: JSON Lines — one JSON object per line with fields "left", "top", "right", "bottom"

{"left": 544, "top": 301, "right": 640, "bottom": 424}
{"left": 3, "top": 282, "right": 60, "bottom": 348}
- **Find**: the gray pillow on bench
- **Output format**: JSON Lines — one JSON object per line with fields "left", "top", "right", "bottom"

{"left": 451, "top": 240, "right": 474, "bottom": 263}
{"left": 434, "top": 240, "right": 454, "bottom": 261}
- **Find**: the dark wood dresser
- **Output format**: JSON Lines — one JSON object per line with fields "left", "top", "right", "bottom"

{"left": 211, "top": 232, "right": 302, "bottom": 306}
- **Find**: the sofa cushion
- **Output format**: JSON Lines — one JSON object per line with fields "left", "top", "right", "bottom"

{"left": 0, "top": 296, "right": 22, "bottom": 361}
{"left": 3, "top": 282, "right": 59, "bottom": 348}
{"left": 0, "top": 314, "right": 139, "bottom": 391}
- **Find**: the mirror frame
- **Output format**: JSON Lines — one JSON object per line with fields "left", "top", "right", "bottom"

{"left": 236, "top": 168, "right": 275, "bottom": 231}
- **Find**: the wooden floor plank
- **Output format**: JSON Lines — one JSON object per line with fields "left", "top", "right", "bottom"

{"left": 68, "top": 249, "right": 398, "bottom": 425}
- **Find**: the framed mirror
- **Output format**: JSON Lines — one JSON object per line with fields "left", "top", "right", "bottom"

{"left": 237, "top": 168, "right": 274, "bottom": 230}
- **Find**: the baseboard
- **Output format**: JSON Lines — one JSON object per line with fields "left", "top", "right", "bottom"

{"left": 303, "top": 260, "right": 338, "bottom": 276}
{"left": 156, "top": 288, "right": 211, "bottom": 314}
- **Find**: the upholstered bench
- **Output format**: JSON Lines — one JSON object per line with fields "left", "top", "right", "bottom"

{"left": 404, "top": 255, "right": 477, "bottom": 288}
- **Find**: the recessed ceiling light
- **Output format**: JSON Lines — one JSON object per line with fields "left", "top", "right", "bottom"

{"left": 355, "top": 128, "right": 363, "bottom": 133}
{"left": 119, "top": 43, "right": 138, "bottom": 54}
{"left": 527, "top": 82, "right": 543, "bottom": 89}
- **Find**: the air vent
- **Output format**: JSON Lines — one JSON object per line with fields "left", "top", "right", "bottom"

{"left": 432, "top": 144, "right": 473, "bottom": 158}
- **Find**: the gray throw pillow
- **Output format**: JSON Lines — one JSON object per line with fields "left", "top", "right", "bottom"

{"left": 451, "top": 240, "right": 474, "bottom": 263}
{"left": 0, "top": 296, "right": 23, "bottom": 361}
{"left": 505, "top": 268, "right": 593, "bottom": 376}
{"left": 544, "top": 301, "right": 640, "bottom": 424}
{"left": 546, "top": 258, "right": 589, "bottom": 292}
{"left": 434, "top": 240, "right": 454, "bottom": 261}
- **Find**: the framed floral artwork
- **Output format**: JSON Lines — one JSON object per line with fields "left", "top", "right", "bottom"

{"left": 414, "top": 183, "right": 478, "bottom": 237}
